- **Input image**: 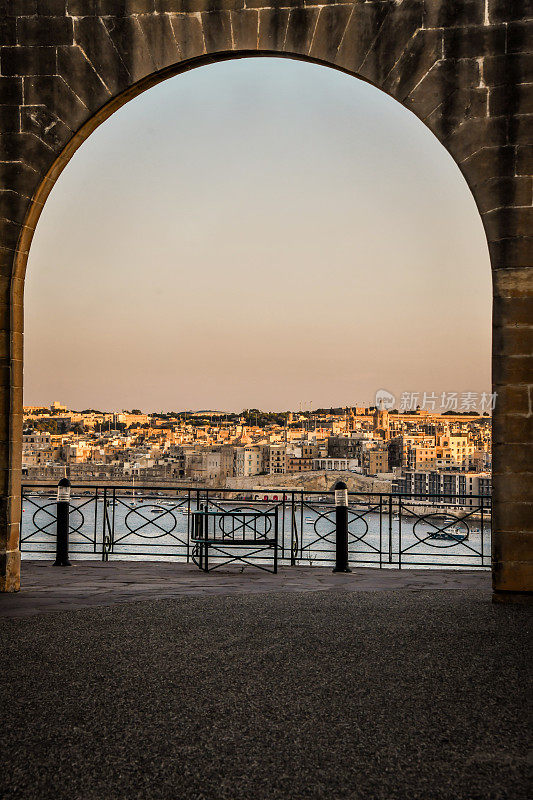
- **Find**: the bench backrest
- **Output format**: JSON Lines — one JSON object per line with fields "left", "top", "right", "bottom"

{"left": 192, "top": 507, "right": 278, "bottom": 544}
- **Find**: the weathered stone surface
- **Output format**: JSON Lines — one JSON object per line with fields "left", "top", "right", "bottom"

{"left": 24, "top": 75, "right": 90, "bottom": 131}
{"left": 492, "top": 558, "right": 533, "bottom": 593}
{"left": 0, "top": 162, "right": 39, "bottom": 201}
{"left": 200, "top": 11, "right": 232, "bottom": 54}
{"left": 0, "top": 105, "right": 20, "bottom": 133}
{"left": 0, "top": 549, "right": 20, "bottom": 592}
{"left": 490, "top": 83, "right": 533, "bottom": 117}
{"left": 424, "top": 0, "right": 484, "bottom": 28}
{"left": 489, "top": 238, "right": 533, "bottom": 268}
{"left": 138, "top": 13, "right": 182, "bottom": 70}
{"left": 168, "top": 14, "right": 205, "bottom": 62}
{"left": 382, "top": 28, "right": 444, "bottom": 103}
{"left": 488, "top": 0, "right": 532, "bottom": 24}
{"left": 56, "top": 45, "right": 111, "bottom": 111}
{"left": 445, "top": 116, "right": 509, "bottom": 164}
{"left": 357, "top": 1, "right": 423, "bottom": 88}
{"left": 16, "top": 16, "right": 73, "bottom": 47}
{"left": 493, "top": 443, "right": 533, "bottom": 475}
{"left": 507, "top": 20, "right": 533, "bottom": 54}
{"left": 408, "top": 61, "right": 482, "bottom": 125}
{"left": 74, "top": 17, "right": 133, "bottom": 94}
{"left": 257, "top": 7, "right": 290, "bottom": 52}
{"left": 493, "top": 530, "right": 533, "bottom": 562}
{"left": 493, "top": 295, "right": 533, "bottom": 326}
{"left": 21, "top": 106, "right": 73, "bottom": 150}
{"left": 0, "top": 0, "right": 531, "bottom": 597}
{"left": 492, "top": 413, "right": 533, "bottom": 446}
{"left": 284, "top": 7, "right": 320, "bottom": 57}
{"left": 493, "top": 325, "right": 533, "bottom": 358}
{"left": 0, "top": 46, "right": 57, "bottom": 76}
{"left": 231, "top": 9, "right": 259, "bottom": 52}
{"left": 0, "top": 77, "right": 23, "bottom": 105}
{"left": 102, "top": 16, "right": 156, "bottom": 82}
{"left": 483, "top": 53, "right": 533, "bottom": 87}
{"left": 0, "top": 191, "right": 31, "bottom": 226}
{"left": 483, "top": 207, "right": 533, "bottom": 242}
{"left": 443, "top": 24, "right": 506, "bottom": 59}
{"left": 308, "top": 5, "right": 353, "bottom": 64}
{"left": 335, "top": 3, "right": 389, "bottom": 75}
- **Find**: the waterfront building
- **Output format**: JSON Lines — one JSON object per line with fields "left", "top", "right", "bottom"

{"left": 234, "top": 446, "right": 265, "bottom": 477}
{"left": 394, "top": 471, "right": 492, "bottom": 505}
{"left": 313, "top": 458, "right": 359, "bottom": 472}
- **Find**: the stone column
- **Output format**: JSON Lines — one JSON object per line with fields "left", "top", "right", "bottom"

{"left": 0, "top": 274, "right": 22, "bottom": 592}
{"left": 492, "top": 267, "right": 533, "bottom": 601}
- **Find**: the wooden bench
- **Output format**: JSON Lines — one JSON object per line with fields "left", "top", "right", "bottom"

{"left": 191, "top": 506, "right": 278, "bottom": 573}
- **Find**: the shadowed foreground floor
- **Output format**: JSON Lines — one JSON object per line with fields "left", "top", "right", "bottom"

{"left": 1, "top": 581, "right": 531, "bottom": 799}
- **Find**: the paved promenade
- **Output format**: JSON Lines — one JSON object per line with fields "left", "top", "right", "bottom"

{"left": 1, "top": 561, "right": 491, "bottom": 617}
{"left": 0, "top": 563, "right": 531, "bottom": 800}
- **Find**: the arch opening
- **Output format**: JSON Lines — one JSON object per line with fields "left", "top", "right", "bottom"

{"left": 18, "top": 56, "right": 494, "bottom": 579}
{"left": 24, "top": 57, "right": 492, "bottom": 414}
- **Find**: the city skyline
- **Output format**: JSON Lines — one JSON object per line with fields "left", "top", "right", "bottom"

{"left": 25, "top": 58, "right": 491, "bottom": 410}
{"left": 24, "top": 394, "right": 495, "bottom": 416}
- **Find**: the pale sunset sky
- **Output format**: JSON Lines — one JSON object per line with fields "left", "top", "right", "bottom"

{"left": 24, "top": 58, "right": 492, "bottom": 413}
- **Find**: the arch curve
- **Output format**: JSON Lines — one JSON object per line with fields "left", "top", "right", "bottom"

{"left": 0, "top": 1, "right": 530, "bottom": 595}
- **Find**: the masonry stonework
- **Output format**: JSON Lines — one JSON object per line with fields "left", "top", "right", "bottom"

{"left": 0, "top": 1, "right": 531, "bottom": 596}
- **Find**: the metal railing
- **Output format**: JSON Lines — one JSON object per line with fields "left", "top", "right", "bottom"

{"left": 20, "top": 484, "right": 492, "bottom": 570}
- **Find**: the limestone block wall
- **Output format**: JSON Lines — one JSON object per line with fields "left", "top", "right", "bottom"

{"left": 0, "top": 0, "right": 531, "bottom": 594}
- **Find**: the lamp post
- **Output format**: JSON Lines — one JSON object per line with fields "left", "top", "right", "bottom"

{"left": 54, "top": 477, "right": 71, "bottom": 566}
{"left": 333, "top": 480, "right": 351, "bottom": 573}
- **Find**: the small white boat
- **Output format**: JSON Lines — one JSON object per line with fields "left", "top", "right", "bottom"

{"left": 305, "top": 516, "right": 314, "bottom": 523}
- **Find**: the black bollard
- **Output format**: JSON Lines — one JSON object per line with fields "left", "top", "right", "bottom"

{"left": 54, "top": 477, "right": 72, "bottom": 567}
{"left": 333, "top": 480, "right": 351, "bottom": 573}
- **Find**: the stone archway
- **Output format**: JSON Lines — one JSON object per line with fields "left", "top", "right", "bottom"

{"left": 0, "top": 1, "right": 531, "bottom": 597}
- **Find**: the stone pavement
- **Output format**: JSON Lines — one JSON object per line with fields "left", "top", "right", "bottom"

{"left": 0, "top": 561, "right": 491, "bottom": 617}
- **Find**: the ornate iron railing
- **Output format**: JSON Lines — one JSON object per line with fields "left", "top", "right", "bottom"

{"left": 20, "top": 484, "right": 491, "bottom": 570}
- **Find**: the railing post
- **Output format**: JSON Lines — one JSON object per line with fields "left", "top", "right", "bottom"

{"left": 198, "top": 504, "right": 204, "bottom": 570}
{"left": 186, "top": 488, "right": 191, "bottom": 563}
{"left": 102, "top": 487, "right": 107, "bottom": 561}
{"left": 19, "top": 483, "right": 24, "bottom": 554}
{"left": 54, "top": 478, "right": 71, "bottom": 567}
{"left": 379, "top": 495, "right": 383, "bottom": 569}
{"left": 274, "top": 508, "right": 278, "bottom": 574}
{"left": 281, "top": 493, "right": 286, "bottom": 560}
{"left": 389, "top": 494, "right": 393, "bottom": 564}
{"left": 203, "top": 503, "right": 209, "bottom": 572}
{"left": 111, "top": 487, "right": 116, "bottom": 554}
{"left": 290, "top": 492, "right": 297, "bottom": 566}
{"left": 93, "top": 487, "right": 98, "bottom": 554}
{"left": 333, "top": 481, "right": 351, "bottom": 573}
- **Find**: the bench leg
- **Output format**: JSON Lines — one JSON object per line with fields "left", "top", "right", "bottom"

{"left": 204, "top": 543, "right": 209, "bottom": 573}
